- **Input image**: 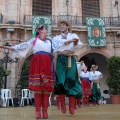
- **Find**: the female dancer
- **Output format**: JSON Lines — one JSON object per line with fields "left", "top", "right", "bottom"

{"left": 89, "top": 65, "right": 103, "bottom": 105}
{"left": 80, "top": 65, "right": 91, "bottom": 106}
{"left": 0, "top": 25, "right": 54, "bottom": 119}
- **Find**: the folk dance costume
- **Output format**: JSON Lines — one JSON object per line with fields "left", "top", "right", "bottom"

{"left": 80, "top": 70, "right": 91, "bottom": 106}
{"left": 52, "top": 31, "right": 83, "bottom": 114}
{"left": 74, "top": 62, "right": 85, "bottom": 108}
{"left": 77, "top": 62, "right": 85, "bottom": 74}
{"left": 12, "top": 36, "right": 54, "bottom": 119}
{"left": 89, "top": 70, "right": 102, "bottom": 105}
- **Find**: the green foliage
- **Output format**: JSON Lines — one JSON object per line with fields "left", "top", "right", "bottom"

{"left": 106, "top": 56, "right": 120, "bottom": 95}
{"left": 5, "top": 70, "right": 11, "bottom": 76}
{"left": 15, "top": 60, "right": 30, "bottom": 98}
{"left": 0, "top": 62, "right": 11, "bottom": 89}
{"left": 0, "top": 62, "right": 5, "bottom": 89}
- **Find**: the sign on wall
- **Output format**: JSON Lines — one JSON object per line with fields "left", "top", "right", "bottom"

{"left": 32, "top": 15, "right": 52, "bottom": 37}
{"left": 86, "top": 17, "right": 106, "bottom": 46}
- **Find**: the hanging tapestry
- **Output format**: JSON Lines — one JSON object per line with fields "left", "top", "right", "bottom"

{"left": 32, "top": 15, "right": 51, "bottom": 37}
{"left": 86, "top": 17, "right": 106, "bottom": 46}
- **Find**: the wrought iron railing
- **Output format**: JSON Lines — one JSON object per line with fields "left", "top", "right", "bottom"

{"left": 23, "top": 15, "right": 120, "bottom": 27}
{"left": 0, "top": 14, "right": 3, "bottom": 24}
{"left": 0, "top": 14, "right": 120, "bottom": 27}
{"left": 104, "top": 17, "right": 120, "bottom": 27}
{"left": 52, "top": 15, "right": 84, "bottom": 26}
{"left": 23, "top": 15, "right": 85, "bottom": 26}
{"left": 23, "top": 15, "right": 32, "bottom": 25}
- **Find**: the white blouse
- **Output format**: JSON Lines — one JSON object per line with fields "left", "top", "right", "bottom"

{"left": 52, "top": 33, "right": 83, "bottom": 53}
{"left": 89, "top": 71, "right": 102, "bottom": 81}
{"left": 12, "top": 38, "right": 51, "bottom": 58}
{"left": 80, "top": 71, "right": 90, "bottom": 78}
{"left": 77, "top": 62, "right": 86, "bottom": 75}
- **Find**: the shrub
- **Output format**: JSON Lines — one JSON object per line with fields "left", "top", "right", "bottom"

{"left": 106, "top": 56, "right": 120, "bottom": 95}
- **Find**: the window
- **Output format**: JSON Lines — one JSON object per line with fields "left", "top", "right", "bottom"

{"left": 32, "top": 0, "right": 52, "bottom": 15}
{"left": 82, "top": 0, "right": 100, "bottom": 25}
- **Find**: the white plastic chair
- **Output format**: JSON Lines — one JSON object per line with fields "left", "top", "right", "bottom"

{"left": 20, "top": 89, "right": 31, "bottom": 106}
{"left": 1, "top": 89, "right": 14, "bottom": 107}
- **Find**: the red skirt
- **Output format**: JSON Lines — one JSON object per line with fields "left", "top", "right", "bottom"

{"left": 28, "top": 53, "right": 54, "bottom": 92}
{"left": 81, "top": 79, "right": 91, "bottom": 96}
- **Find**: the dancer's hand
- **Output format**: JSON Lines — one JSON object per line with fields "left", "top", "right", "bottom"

{"left": 72, "top": 38, "right": 79, "bottom": 46}
{"left": 0, "top": 46, "right": 4, "bottom": 48}
{"left": 64, "top": 40, "right": 71, "bottom": 45}
{"left": 0, "top": 46, "right": 13, "bottom": 50}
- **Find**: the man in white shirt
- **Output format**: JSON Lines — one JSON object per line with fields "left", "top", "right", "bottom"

{"left": 52, "top": 20, "right": 83, "bottom": 115}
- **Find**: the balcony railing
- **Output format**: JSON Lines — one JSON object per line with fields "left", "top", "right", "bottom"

{"left": 23, "top": 15, "right": 86, "bottom": 26}
{"left": 0, "top": 14, "right": 119, "bottom": 27}
{"left": 23, "top": 15, "right": 32, "bottom": 25}
{"left": 23, "top": 15, "right": 120, "bottom": 27}
{"left": 0, "top": 14, "right": 3, "bottom": 24}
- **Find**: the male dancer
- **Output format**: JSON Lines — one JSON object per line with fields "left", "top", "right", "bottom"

{"left": 52, "top": 20, "right": 83, "bottom": 114}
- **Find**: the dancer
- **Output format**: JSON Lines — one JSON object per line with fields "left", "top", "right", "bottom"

{"left": 56, "top": 95, "right": 61, "bottom": 110}
{"left": 77, "top": 61, "right": 85, "bottom": 74}
{"left": 52, "top": 20, "right": 83, "bottom": 115}
{"left": 0, "top": 25, "right": 54, "bottom": 119}
{"left": 80, "top": 65, "right": 91, "bottom": 106}
{"left": 89, "top": 65, "right": 103, "bottom": 105}
{"left": 75, "top": 61, "right": 85, "bottom": 108}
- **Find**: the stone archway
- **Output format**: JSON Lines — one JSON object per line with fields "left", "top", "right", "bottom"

{"left": 18, "top": 53, "right": 33, "bottom": 72}
{"left": 16, "top": 53, "right": 33, "bottom": 88}
{"left": 14, "top": 54, "right": 34, "bottom": 98}
{"left": 79, "top": 53, "right": 110, "bottom": 99}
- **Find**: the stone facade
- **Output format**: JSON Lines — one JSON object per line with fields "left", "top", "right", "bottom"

{"left": 0, "top": 0, "right": 120, "bottom": 98}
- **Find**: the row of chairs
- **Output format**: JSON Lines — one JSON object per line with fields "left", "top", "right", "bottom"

{"left": 0, "top": 89, "right": 52, "bottom": 107}
{"left": 0, "top": 89, "right": 32, "bottom": 107}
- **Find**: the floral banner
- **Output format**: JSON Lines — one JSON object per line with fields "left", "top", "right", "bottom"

{"left": 32, "top": 15, "right": 52, "bottom": 37}
{"left": 86, "top": 17, "right": 106, "bottom": 46}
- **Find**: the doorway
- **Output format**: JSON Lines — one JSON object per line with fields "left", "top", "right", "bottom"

{"left": 79, "top": 53, "right": 110, "bottom": 99}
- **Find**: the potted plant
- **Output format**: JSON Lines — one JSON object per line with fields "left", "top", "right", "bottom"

{"left": 106, "top": 56, "right": 120, "bottom": 104}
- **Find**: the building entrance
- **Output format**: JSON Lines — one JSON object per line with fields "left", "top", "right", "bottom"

{"left": 79, "top": 53, "right": 110, "bottom": 99}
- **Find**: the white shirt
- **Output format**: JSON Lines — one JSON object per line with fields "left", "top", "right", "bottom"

{"left": 77, "top": 62, "right": 85, "bottom": 75}
{"left": 89, "top": 71, "right": 102, "bottom": 81}
{"left": 52, "top": 33, "right": 83, "bottom": 53}
{"left": 12, "top": 38, "right": 51, "bottom": 58}
{"left": 80, "top": 71, "right": 90, "bottom": 78}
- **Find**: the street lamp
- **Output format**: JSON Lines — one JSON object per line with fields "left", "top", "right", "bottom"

{"left": 114, "top": 0, "right": 119, "bottom": 18}
{"left": 66, "top": 0, "right": 69, "bottom": 16}
{"left": 0, "top": 42, "right": 18, "bottom": 89}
